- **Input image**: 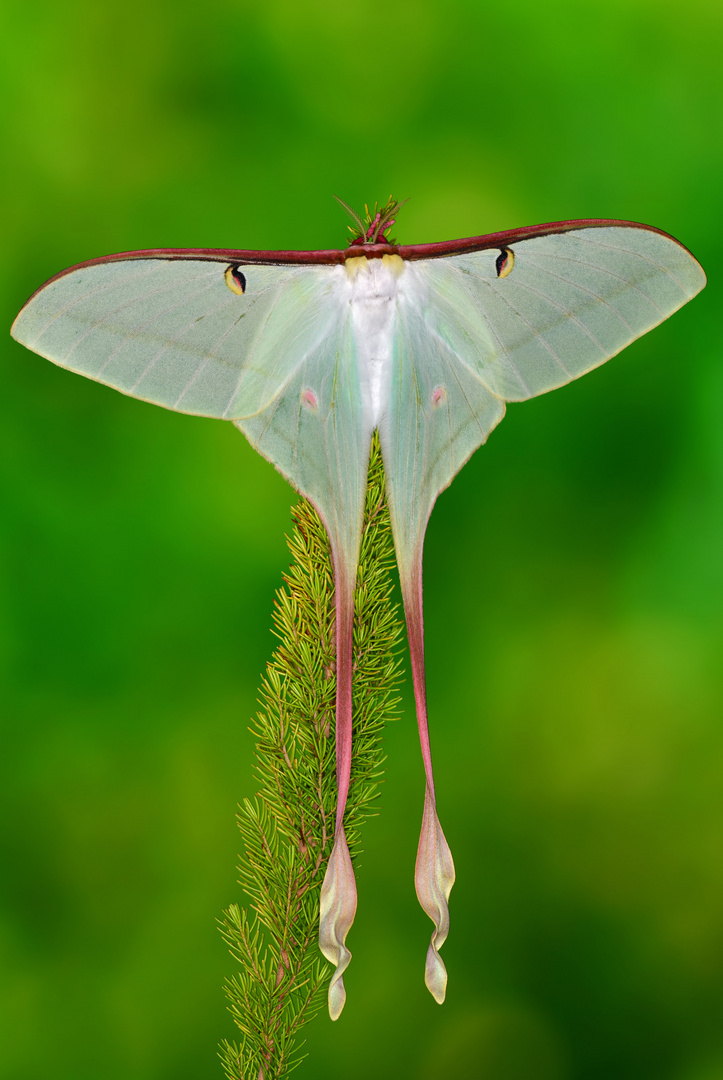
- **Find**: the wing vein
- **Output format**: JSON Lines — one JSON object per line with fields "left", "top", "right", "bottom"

{"left": 127, "top": 285, "right": 250, "bottom": 393}
{"left": 503, "top": 276, "right": 609, "bottom": 357}
{"left": 572, "top": 233, "right": 693, "bottom": 295}
{"left": 521, "top": 255, "right": 638, "bottom": 335}
{"left": 95, "top": 280, "right": 222, "bottom": 376}
{"left": 486, "top": 281, "right": 574, "bottom": 378}
{"left": 31, "top": 263, "right": 197, "bottom": 349}
{"left": 531, "top": 252, "right": 668, "bottom": 315}
{"left": 446, "top": 263, "right": 532, "bottom": 397}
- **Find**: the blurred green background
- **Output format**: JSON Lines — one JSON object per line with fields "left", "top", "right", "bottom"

{"left": 2, "top": 1, "right": 722, "bottom": 1077}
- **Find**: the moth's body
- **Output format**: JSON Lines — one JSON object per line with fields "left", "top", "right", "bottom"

{"left": 345, "top": 254, "right": 405, "bottom": 426}
{"left": 10, "top": 210, "right": 705, "bottom": 1021}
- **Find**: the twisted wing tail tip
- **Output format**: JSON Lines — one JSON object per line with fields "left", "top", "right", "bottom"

{"left": 319, "top": 831, "right": 357, "bottom": 1020}
{"left": 416, "top": 793, "right": 456, "bottom": 1004}
{"left": 426, "top": 945, "right": 449, "bottom": 1004}
{"left": 318, "top": 780, "right": 458, "bottom": 1019}
{"left": 327, "top": 967, "right": 349, "bottom": 1021}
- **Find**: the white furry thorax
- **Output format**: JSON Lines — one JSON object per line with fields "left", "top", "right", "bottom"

{"left": 343, "top": 254, "right": 406, "bottom": 426}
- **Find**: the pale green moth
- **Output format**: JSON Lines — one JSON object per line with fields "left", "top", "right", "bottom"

{"left": 10, "top": 197, "right": 706, "bottom": 1019}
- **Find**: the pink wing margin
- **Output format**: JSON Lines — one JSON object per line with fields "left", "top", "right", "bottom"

{"left": 16, "top": 218, "right": 703, "bottom": 308}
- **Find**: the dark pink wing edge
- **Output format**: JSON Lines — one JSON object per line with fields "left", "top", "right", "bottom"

{"left": 398, "top": 217, "right": 701, "bottom": 260}
{"left": 18, "top": 218, "right": 702, "bottom": 307}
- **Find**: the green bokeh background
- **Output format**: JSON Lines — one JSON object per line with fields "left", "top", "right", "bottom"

{"left": 2, "top": 1, "right": 722, "bottom": 1077}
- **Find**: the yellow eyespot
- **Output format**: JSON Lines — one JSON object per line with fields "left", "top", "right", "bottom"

{"left": 225, "top": 265, "right": 246, "bottom": 294}
{"left": 495, "top": 248, "right": 514, "bottom": 279}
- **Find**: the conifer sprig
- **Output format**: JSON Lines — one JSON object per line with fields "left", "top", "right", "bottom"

{"left": 220, "top": 434, "right": 403, "bottom": 1080}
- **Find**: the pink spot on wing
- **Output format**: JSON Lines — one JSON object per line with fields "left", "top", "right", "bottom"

{"left": 432, "top": 386, "right": 446, "bottom": 407}
{"left": 302, "top": 389, "right": 318, "bottom": 410}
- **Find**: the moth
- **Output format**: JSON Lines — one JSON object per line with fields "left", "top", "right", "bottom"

{"left": 11, "top": 196, "right": 706, "bottom": 1018}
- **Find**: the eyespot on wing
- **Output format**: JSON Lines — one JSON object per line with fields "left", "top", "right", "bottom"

{"left": 225, "top": 265, "right": 247, "bottom": 294}
{"left": 495, "top": 248, "right": 514, "bottom": 279}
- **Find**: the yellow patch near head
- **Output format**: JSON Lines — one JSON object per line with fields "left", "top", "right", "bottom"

{"left": 344, "top": 256, "right": 368, "bottom": 281}
{"left": 382, "top": 253, "right": 405, "bottom": 276}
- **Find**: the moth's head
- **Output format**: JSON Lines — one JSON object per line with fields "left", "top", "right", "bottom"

{"left": 334, "top": 194, "right": 407, "bottom": 248}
